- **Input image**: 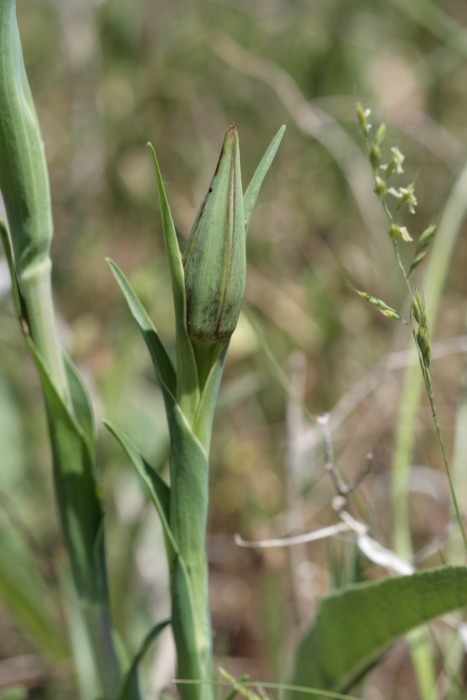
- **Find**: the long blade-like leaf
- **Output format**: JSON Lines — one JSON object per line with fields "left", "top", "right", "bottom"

{"left": 243, "top": 125, "right": 285, "bottom": 232}
{"left": 27, "top": 339, "right": 107, "bottom": 602}
{"left": 0, "top": 219, "right": 28, "bottom": 323}
{"left": 104, "top": 421, "right": 176, "bottom": 560}
{"left": 147, "top": 143, "right": 199, "bottom": 411}
{"left": 64, "top": 354, "right": 96, "bottom": 462}
{"left": 0, "top": 539, "right": 67, "bottom": 660}
{"left": 117, "top": 620, "right": 170, "bottom": 700}
{"left": 291, "top": 566, "right": 467, "bottom": 698}
{"left": 106, "top": 258, "right": 176, "bottom": 400}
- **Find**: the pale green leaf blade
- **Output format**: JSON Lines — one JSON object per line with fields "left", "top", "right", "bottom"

{"left": 244, "top": 125, "right": 285, "bottom": 232}
{"left": 106, "top": 258, "right": 176, "bottom": 398}
{"left": 103, "top": 421, "right": 176, "bottom": 559}
{"left": 64, "top": 353, "right": 96, "bottom": 462}
{"left": 117, "top": 620, "right": 170, "bottom": 700}
{"left": 27, "top": 339, "right": 107, "bottom": 603}
{"left": 146, "top": 143, "right": 199, "bottom": 410}
{"left": 291, "top": 566, "right": 467, "bottom": 698}
{"left": 0, "top": 219, "right": 28, "bottom": 323}
{"left": 193, "top": 342, "right": 229, "bottom": 448}
{"left": 0, "top": 539, "right": 67, "bottom": 660}
{"left": 171, "top": 554, "right": 209, "bottom": 699}
{"left": 146, "top": 143, "right": 185, "bottom": 323}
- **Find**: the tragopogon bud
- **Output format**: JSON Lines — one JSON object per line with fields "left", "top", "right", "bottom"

{"left": 184, "top": 124, "right": 245, "bottom": 344}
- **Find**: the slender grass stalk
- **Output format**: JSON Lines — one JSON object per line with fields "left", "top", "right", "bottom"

{"left": 0, "top": 3, "right": 121, "bottom": 697}
{"left": 355, "top": 104, "right": 467, "bottom": 700}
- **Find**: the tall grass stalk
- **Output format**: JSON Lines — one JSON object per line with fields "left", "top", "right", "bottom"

{"left": 357, "top": 105, "right": 467, "bottom": 700}
{"left": 0, "top": 2, "right": 121, "bottom": 697}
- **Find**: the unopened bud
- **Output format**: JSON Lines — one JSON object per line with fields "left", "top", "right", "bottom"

{"left": 184, "top": 124, "right": 245, "bottom": 344}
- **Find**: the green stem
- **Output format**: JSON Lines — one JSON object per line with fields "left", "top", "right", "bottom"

{"left": 425, "top": 383, "right": 467, "bottom": 553}
{"left": 20, "top": 258, "right": 71, "bottom": 409}
{"left": 169, "top": 431, "right": 213, "bottom": 700}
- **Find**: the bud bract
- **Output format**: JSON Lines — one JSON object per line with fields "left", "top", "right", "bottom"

{"left": 183, "top": 124, "right": 245, "bottom": 344}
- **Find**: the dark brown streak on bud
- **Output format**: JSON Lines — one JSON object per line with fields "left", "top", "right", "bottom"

{"left": 215, "top": 131, "right": 237, "bottom": 341}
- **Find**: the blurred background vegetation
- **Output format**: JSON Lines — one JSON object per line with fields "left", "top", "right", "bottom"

{"left": 2, "top": 0, "right": 467, "bottom": 697}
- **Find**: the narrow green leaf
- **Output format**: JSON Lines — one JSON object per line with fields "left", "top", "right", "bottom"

{"left": 0, "top": 540, "right": 67, "bottom": 660}
{"left": 117, "top": 620, "right": 170, "bottom": 700}
{"left": 106, "top": 258, "right": 176, "bottom": 400}
{"left": 147, "top": 142, "right": 199, "bottom": 412}
{"left": 193, "top": 342, "right": 229, "bottom": 449}
{"left": 63, "top": 354, "right": 96, "bottom": 462}
{"left": 103, "top": 421, "right": 176, "bottom": 559}
{"left": 167, "top": 403, "right": 213, "bottom": 697}
{"left": 27, "top": 339, "right": 107, "bottom": 603}
{"left": 244, "top": 125, "right": 285, "bottom": 232}
{"left": 0, "top": 219, "right": 28, "bottom": 324}
{"left": 171, "top": 554, "right": 210, "bottom": 700}
{"left": 291, "top": 566, "right": 467, "bottom": 698}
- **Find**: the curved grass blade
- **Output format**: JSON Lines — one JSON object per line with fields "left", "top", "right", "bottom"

{"left": 171, "top": 554, "right": 211, "bottom": 700}
{"left": 104, "top": 421, "right": 176, "bottom": 559}
{"left": 0, "top": 541, "right": 67, "bottom": 660}
{"left": 147, "top": 143, "right": 199, "bottom": 412}
{"left": 0, "top": 219, "right": 28, "bottom": 324}
{"left": 106, "top": 258, "right": 176, "bottom": 400}
{"left": 27, "top": 339, "right": 108, "bottom": 603}
{"left": 64, "top": 354, "right": 96, "bottom": 462}
{"left": 243, "top": 125, "right": 285, "bottom": 232}
{"left": 117, "top": 619, "right": 170, "bottom": 700}
{"left": 290, "top": 566, "right": 467, "bottom": 698}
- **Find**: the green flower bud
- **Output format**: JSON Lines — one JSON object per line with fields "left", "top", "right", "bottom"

{"left": 0, "top": 0, "right": 53, "bottom": 276}
{"left": 183, "top": 124, "right": 245, "bottom": 344}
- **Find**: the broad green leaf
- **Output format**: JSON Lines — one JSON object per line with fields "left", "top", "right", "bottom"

{"left": 27, "top": 340, "right": 107, "bottom": 603}
{"left": 290, "top": 566, "right": 467, "bottom": 698}
{"left": 147, "top": 142, "right": 199, "bottom": 412}
{"left": 103, "top": 420, "right": 176, "bottom": 560}
{"left": 243, "top": 125, "right": 285, "bottom": 232}
{"left": 106, "top": 258, "right": 176, "bottom": 400}
{"left": 117, "top": 619, "right": 170, "bottom": 700}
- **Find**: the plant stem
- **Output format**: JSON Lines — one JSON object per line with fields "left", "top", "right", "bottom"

{"left": 20, "top": 258, "right": 71, "bottom": 409}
